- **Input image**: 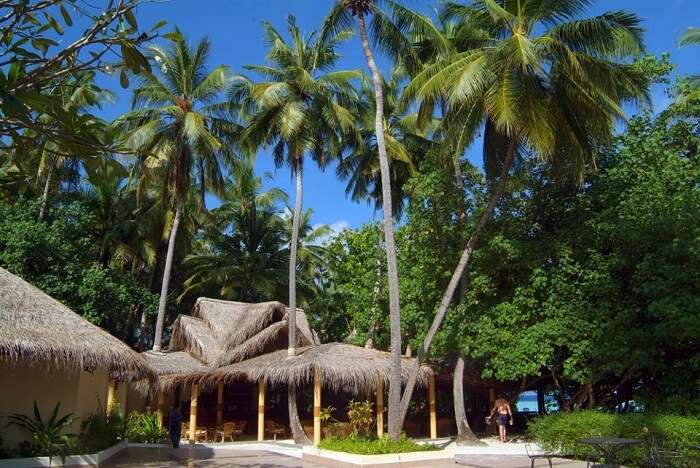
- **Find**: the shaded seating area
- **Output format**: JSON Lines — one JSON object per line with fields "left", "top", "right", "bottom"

{"left": 134, "top": 298, "right": 438, "bottom": 446}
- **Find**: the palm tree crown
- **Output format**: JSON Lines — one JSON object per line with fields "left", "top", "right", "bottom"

{"left": 119, "top": 33, "right": 242, "bottom": 351}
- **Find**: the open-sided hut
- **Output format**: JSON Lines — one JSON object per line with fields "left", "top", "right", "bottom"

{"left": 0, "top": 267, "right": 155, "bottom": 448}
{"left": 137, "top": 298, "right": 439, "bottom": 445}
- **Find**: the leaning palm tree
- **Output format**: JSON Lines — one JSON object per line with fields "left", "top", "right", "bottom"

{"left": 231, "top": 15, "right": 359, "bottom": 443}
{"left": 321, "top": 0, "right": 421, "bottom": 439}
{"left": 399, "top": 0, "right": 651, "bottom": 429}
{"left": 119, "top": 33, "right": 241, "bottom": 351}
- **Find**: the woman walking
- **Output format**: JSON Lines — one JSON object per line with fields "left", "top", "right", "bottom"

{"left": 489, "top": 398, "right": 513, "bottom": 443}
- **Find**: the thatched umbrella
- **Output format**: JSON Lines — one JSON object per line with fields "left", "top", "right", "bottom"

{"left": 182, "top": 343, "right": 434, "bottom": 395}
{"left": 0, "top": 267, "right": 155, "bottom": 382}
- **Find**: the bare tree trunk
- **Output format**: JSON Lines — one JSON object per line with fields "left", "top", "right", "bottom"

{"left": 453, "top": 355, "right": 481, "bottom": 445}
{"left": 397, "top": 138, "right": 517, "bottom": 426}
{"left": 288, "top": 159, "right": 303, "bottom": 357}
{"left": 288, "top": 384, "right": 311, "bottom": 445}
{"left": 152, "top": 201, "right": 182, "bottom": 352}
{"left": 38, "top": 158, "right": 54, "bottom": 222}
{"left": 356, "top": 11, "right": 403, "bottom": 441}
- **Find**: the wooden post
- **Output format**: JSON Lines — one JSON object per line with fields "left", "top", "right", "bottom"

{"left": 189, "top": 383, "right": 199, "bottom": 444}
{"left": 156, "top": 390, "right": 165, "bottom": 428}
{"left": 376, "top": 380, "right": 384, "bottom": 438}
{"left": 313, "top": 367, "right": 322, "bottom": 446}
{"left": 216, "top": 382, "right": 224, "bottom": 428}
{"left": 106, "top": 380, "right": 117, "bottom": 414}
{"left": 257, "top": 378, "right": 265, "bottom": 441}
{"left": 428, "top": 373, "right": 437, "bottom": 439}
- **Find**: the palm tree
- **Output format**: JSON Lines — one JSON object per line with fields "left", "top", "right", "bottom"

{"left": 120, "top": 33, "right": 241, "bottom": 351}
{"left": 337, "top": 74, "right": 437, "bottom": 219}
{"left": 281, "top": 207, "right": 332, "bottom": 302}
{"left": 34, "top": 72, "right": 115, "bottom": 221}
{"left": 321, "top": 0, "right": 420, "bottom": 439}
{"left": 231, "top": 15, "right": 360, "bottom": 359}
{"left": 679, "top": 27, "right": 700, "bottom": 100}
{"left": 231, "top": 17, "right": 358, "bottom": 444}
{"left": 181, "top": 163, "right": 289, "bottom": 302}
{"left": 399, "top": 0, "right": 651, "bottom": 429}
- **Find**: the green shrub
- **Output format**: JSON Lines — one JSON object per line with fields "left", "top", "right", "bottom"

{"left": 319, "top": 434, "right": 440, "bottom": 455}
{"left": 346, "top": 400, "right": 375, "bottom": 438}
{"left": 77, "top": 407, "right": 126, "bottom": 453}
{"left": 124, "top": 410, "right": 167, "bottom": 444}
{"left": 8, "top": 402, "right": 77, "bottom": 462}
{"left": 528, "top": 411, "right": 700, "bottom": 467}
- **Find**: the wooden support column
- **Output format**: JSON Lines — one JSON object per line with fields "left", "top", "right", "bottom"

{"left": 428, "top": 373, "right": 437, "bottom": 439}
{"left": 313, "top": 367, "right": 322, "bottom": 446}
{"left": 189, "top": 383, "right": 199, "bottom": 444}
{"left": 376, "top": 380, "right": 384, "bottom": 438}
{"left": 216, "top": 382, "right": 224, "bottom": 428}
{"left": 489, "top": 388, "right": 496, "bottom": 404}
{"left": 156, "top": 390, "right": 165, "bottom": 428}
{"left": 106, "top": 380, "right": 117, "bottom": 414}
{"left": 257, "top": 378, "right": 265, "bottom": 441}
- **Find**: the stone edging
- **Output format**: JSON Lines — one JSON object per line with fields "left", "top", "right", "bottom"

{"left": 0, "top": 440, "right": 127, "bottom": 468}
{"left": 302, "top": 445, "right": 455, "bottom": 467}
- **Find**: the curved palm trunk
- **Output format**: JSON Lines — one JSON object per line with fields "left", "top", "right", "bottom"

{"left": 38, "top": 158, "right": 54, "bottom": 222}
{"left": 356, "top": 11, "right": 403, "bottom": 441}
{"left": 453, "top": 355, "right": 480, "bottom": 444}
{"left": 288, "top": 160, "right": 303, "bottom": 357}
{"left": 397, "top": 139, "right": 517, "bottom": 426}
{"left": 288, "top": 384, "right": 311, "bottom": 445}
{"left": 152, "top": 201, "right": 183, "bottom": 352}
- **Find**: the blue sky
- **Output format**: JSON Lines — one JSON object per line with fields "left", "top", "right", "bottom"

{"left": 97, "top": 0, "right": 700, "bottom": 233}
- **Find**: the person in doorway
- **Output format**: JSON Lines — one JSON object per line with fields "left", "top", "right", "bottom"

{"left": 489, "top": 398, "right": 513, "bottom": 442}
{"left": 169, "top": 407, "right": 182, "bottom": 448}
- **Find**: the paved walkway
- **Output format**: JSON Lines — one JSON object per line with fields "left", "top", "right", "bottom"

{"left": 456, "top": 454, "right": 587, "bottom": 467}
{"left": 103, "top": 446, "right": 330, "bottom": 467}
{"left": 102, "top": 441, "right": 591, "bottom": 467}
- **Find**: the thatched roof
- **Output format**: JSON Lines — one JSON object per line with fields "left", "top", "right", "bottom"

{"left": 165, "top": 298, "right": 318, "bottom": 369}
{"left": 182, "top": 343, "right": 434, "bottom": 395}
{"left": 0, "top": 267, "right": 155, "bottom": 382}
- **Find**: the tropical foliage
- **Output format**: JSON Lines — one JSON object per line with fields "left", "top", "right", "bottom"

{"left": 0, "top": 0, "right": 698, "bottom": 448}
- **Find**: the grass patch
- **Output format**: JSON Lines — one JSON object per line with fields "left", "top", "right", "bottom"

{"left": 318, "top": 435, "right": 441, "bottom": 455}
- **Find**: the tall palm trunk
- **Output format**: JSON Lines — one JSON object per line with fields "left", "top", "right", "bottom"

{"left": 453, "top": 355, "right": 480, "bottom": 444}
{"left": 152, "top": 200, "right": 183, "bottom": 352}
{"left": 288, "top": 159, "right": 303, "bottom": 357}
{"left": 38, "top": 157, "right": 54, "bottom": 222}
{"left": 356, "top": 11, "right": 403, "bottom": 440}
{"left": 398, "top": 138, "right": 517, "bottom": 426}
{"left": 288, "top": 384, "right": 311, "bottom": 444}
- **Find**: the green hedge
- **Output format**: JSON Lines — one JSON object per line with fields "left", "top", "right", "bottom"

{"left": 318, "top": 435, "right": 440, "bottom": 455}
{"left": 528, "top": 411, "right": 700, "bottom": 467}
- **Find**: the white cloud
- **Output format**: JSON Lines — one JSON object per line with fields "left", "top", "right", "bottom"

{"left": 315, "top": 220, "right": 350, "bottom": 246}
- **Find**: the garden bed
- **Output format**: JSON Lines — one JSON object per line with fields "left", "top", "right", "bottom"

{"left": 0, "top": 441, "right": 126, "bottom": 468}
{"left": 305, "top": 437, "right": 449, "bottom": 467}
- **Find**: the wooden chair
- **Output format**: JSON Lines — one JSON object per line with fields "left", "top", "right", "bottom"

{"left": 265, "top": 421, "right": 286, "bottom": 440}
{"left": 232, "top": 420, "right": 246, "bottom": 440}
{"left": 218, "top": 422, "right": 236, "bottom": 443}
{"left": 180, "top": 422, "right": 189, "bottom": 441}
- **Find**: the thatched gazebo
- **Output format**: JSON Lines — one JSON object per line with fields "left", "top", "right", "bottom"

{"left": 137, "top": 297, "right": 438, "bottom": 445}
{"left": 0, "top": 267, "right": 156, "bottom": 448}
{"left": 186, "top": 343, "right": 436, "bottom": 444}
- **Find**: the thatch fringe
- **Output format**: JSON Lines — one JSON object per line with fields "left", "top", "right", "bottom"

{"left": 0, "top": 268, "right": 155, "bottom": 383}
{"left": 181, "top": 343, "right": 434, "bottom": 395}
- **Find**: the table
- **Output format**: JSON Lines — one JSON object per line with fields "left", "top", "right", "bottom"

{"left": 577, "top": 437, "right": 643, "bottom": 466}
